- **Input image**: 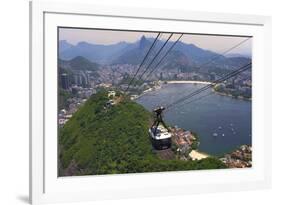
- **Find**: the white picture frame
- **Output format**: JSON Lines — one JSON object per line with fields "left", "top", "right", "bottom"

{"left": 29, "top": 1, "right": 272, "bottom": 204}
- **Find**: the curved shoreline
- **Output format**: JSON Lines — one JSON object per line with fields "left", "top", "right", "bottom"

{"left": 136, "top": 81, "right": 251, "bottom": 102}
{"left": 213, "top": 89, "right": 252, "bottom": 101}
{"left": 136, "top": 83, "right": 251, "bottom": 157}
{"left": 165, "top": 81, "right": 251, "bottom": 101}
{"left": 166, "top": 80, "right": 213, "bottom": 85}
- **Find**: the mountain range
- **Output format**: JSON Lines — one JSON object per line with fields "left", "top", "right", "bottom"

{"left": 59, "top": 36, "right": 251, "bottom": 71}
{"left": 59, "top": 56, "right": 99, "bottom": 71}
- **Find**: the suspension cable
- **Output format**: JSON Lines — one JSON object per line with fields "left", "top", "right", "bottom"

{"left": 166, "top": 62, "right": 252, "bottom": 110}
{"left": 125, "top": 32, "right": 161, "bottom": 92}
{"left": 143, "top": 34, "right": 184, "bottom": 82}
{"left": 133, "top": 33, "right": 174, "bottom": 85}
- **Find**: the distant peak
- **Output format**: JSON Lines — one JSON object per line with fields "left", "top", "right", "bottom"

{"left": 140, "top": 35, "right": 146, "bottom": 41}
{"left": 59, "top": 40, "right": 73, "bottom": 45}
{"left": 77, "top": 41, "right": 91, "bottom": 46}
{"left": 71, "top": 56, "right": 88, "bottom": 61}
{"left": 117, "top": 41, "right": 127, "bottom": 45}
{"left": 59, "top": 40, "right": 74, "bottom": 52}
{"left": 139, "top": 35, "right": 148, "bottom": 49}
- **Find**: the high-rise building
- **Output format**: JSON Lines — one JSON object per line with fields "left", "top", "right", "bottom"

{"left": 81, "top": 72, "right": 89, "bottom": 88}
{"left": 74, "top": 73, "right": 82, "bottom": 86}
{"left": 60, "top": 73, "right": 69, "bottom": 90}
{"left": 73, "top": 72, "right": 90, "bottom": 88}
{"left": 160, "top": 72, "right": 163, "bottom": 80}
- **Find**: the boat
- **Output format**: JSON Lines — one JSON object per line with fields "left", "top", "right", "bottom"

{"left": 213, "top": 133, "right": 218, "bottom": 137}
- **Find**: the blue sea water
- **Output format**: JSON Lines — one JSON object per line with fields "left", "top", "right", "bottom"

{"left": 136, "top": 83, "right": 252, "bottom": 156}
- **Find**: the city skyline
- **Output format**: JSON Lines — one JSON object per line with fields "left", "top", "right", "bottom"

{"left": 59, "top": 28, "right": 252, "bottom": 56}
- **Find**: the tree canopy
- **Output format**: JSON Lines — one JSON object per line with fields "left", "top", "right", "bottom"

{"left": 59, "top": 91, "right": 226, "bottom": 176}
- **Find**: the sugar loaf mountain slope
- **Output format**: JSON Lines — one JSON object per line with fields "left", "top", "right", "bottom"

{"left": 59, "top": 91, "right": 225, "bottom": 176}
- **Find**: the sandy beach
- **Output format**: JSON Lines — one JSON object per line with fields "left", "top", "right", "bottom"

{"left": 189, "top": 150, "right": 209, "bottom": 160}
{"left": 166, "top": 80, "right": 213, "bottom": 85}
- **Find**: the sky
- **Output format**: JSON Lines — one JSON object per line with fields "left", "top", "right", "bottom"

{"left": 59, "top": 28, "right": 252, "bottom": 56}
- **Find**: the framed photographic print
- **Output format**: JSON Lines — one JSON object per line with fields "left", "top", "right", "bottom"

{"left": 30, "top": 1, "right": 272, "bottom": 204}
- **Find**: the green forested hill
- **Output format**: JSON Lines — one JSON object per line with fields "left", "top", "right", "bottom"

{"left": 59, "top": 91, "right": 225, "bottom": 176}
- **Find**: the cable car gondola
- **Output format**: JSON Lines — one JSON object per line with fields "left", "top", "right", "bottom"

{"left": 149, "top": 106, "right": 172, "bottom": 150}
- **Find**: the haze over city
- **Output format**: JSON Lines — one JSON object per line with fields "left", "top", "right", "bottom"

{"left": 59, "top": 28, "right": 252, "bottom": 56}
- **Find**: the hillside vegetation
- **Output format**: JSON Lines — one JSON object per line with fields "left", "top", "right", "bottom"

{"left": 59, "top": 91, "right": 225, "bottom": 176}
